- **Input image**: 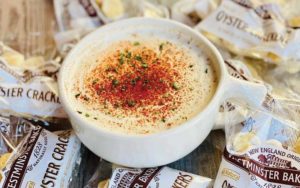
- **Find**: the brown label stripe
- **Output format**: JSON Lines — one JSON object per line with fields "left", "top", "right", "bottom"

{"left": 224, "top": 60, "right": 249, "bottom": 81}
{"left": 224, "top": 147, "right": 300, "bottom": 186}
{"left": 3, "top": 126, "right": 43, "bottom": 188}
{"left": 129, "top": 167, "right": 163, "bottom": 188}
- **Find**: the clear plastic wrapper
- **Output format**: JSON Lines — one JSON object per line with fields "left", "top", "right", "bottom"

{"left": 90, "top": 0, "right": 169, "bottom": 24}
{"left": 53, "top": 0, "right": 102, "bottom": 55}
{"left": 0, "top": 115, "right": 82, "bottom": 187}
{"left": 263, "top": 67, "right": 300, "bottom": 98}
{"left": 156, "top": 0, "right": 180, "bottom": 8}
{"left": 99, "top": 167, "right": 213, "bottom": 188}
{"left": 0, "top": 42, "right": 66, "bottom": 118}
{"left": 171, "top": 0, "right": 220, "bottom": 26}
{"left": 215, "top": 53, "right": 300, "bottom": 129}
{"left": 214, "top": 99, "right": 300, "bottom": 187}
{"left": 195, "top": 0, "right": 300, "bottom": 73}
{"left": 54, "top": 0, "right": 101, "bottom": 32}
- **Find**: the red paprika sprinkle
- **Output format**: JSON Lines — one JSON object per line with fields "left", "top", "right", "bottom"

{"left": 91, "top": 48, "right": 178, "bottom": 109}
{"left": 82, "top": 41, "right": 186, "bottom": 125}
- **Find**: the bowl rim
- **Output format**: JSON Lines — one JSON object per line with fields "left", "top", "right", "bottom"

{"left": 58, "top": 17, "right": 227, "bottom": 139}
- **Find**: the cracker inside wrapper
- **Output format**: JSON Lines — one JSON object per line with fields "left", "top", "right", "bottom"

{"left": 98, "top": 179, "right": 109, "bottom": 188}
{"left": 196, "top": 0, "right": 300, "bottom": 73}
{"left": 215, "top": 97, "right": 300, "bottom": 187}
{"left": 0, "top": 116, "right": 81, "bottom": 187}
{"left": 0, "top": 153, "right": 11, "bottom": 170}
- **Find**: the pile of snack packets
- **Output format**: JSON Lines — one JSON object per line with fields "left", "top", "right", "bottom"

{"left": 1, "top": 0, "right": 300, "bottom": 187}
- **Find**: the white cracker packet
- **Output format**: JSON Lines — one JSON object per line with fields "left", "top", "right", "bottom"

{"left": 0, "top": 43, "right": 66, "bottom": 118}
{"left": 195, "top": 0, "right": 300, "bottom": 73}
{"left": 0, "top": 117, "right": 81, "bottom": 188}
{"left": 214, "top": 99, "right": 300, "bottom": 187}
{"left": 103, "top": 167, "right": 213, "bottom": 188}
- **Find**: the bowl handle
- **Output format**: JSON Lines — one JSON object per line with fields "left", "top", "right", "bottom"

{"left": 212, "top": 76, "right": 267, "bottom": 130}
{"left": 221, "top": 76, "right": 267, "bottom": 108}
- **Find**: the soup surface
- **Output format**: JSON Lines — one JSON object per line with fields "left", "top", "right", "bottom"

{"left": 69, "top": 39, "right": 218, "bottom": 134}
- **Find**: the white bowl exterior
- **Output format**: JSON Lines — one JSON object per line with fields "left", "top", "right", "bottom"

{"left": 59, "top": 18, "right": 227, "bottom": 167}
{"left": 70, "top": 100, "right": 218, "bottom": 167}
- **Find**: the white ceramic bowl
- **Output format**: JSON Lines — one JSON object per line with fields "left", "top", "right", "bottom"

{"left": 58, "top": 18, "right": 267, "bottom": 167}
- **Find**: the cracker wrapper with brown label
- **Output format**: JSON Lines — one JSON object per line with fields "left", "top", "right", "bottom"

{"left": 214, "top": 98, "right": 300, "bottom": 187}
{"left": 196, "top": 0, "right": 300, "bottom": 73}
{"left": 0, "top": 43, "right": 66, "bottom": 118}
{"left": 0, "top": 115, "right": 81, "bottom": 187}
{"left": 97, "top": 167, "right": 213, "bottom": 188}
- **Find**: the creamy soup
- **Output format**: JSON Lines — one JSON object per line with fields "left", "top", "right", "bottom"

{"left": 68, "top": 39, "right": 218, "bottom": 135}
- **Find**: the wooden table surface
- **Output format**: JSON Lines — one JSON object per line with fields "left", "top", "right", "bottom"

{"left": 0, "top": 1, "right": 225, "bottom": 187}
